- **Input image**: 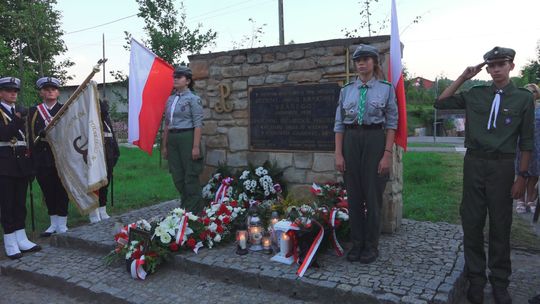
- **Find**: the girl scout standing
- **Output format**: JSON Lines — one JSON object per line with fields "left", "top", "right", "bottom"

{"left": 0, "top": 77, "right": 41, "bottom": 259}
{"left": 161, "top": 66, "right": 204, "bottom": 213}
{"left": 334, "top": 44, "right": 398, "bottom": 264}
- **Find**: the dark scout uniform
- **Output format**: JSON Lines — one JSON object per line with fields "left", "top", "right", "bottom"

{"left": 0, "top": 77, "right": 40, "bottom": 259}
{"left": 28, "top": 77, "right": 69, "bottom": 237}
{"left": 334, "top": 44, "right": 398, "bottom": 263}
{"left": 435, "top": 47, "right": 534, "bottom": 302}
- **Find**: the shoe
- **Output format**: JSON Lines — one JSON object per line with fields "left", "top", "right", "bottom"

{"left": 516, "top": 201, "right": 527, "bottom": 214}
{"left": 89, "top": 208, "right": 101, "bottom": 223}
{"left": 56, "top": 216, "right": 68, "bottom": 233}
{"left": 492, "top": 287, "right": 512, "bottom": 304}
{"left": 346, "top": 245, "right": 363, "bottom": 262}
{"left": 359, "top": 248, "right": 378, "bottom": 264}
{"left": 529, "top": 294, "right": 540, "bottom": 304}
{"left": 98, "top": 206, "right": 110, "bottom": 220}
{"left": 40, "top": 215, "right": 58, "bottom": 238}
{"left": 527, "top": 201, "right": 537, "bottom": 214}
{"left": 4, "top": 232, "right": 22, "bottom": 259}
{"left": 15, "top": 229, "right": 42, "bottom": 253}
{"left": 466, "top": 284, "right": 484, "bottom": 304}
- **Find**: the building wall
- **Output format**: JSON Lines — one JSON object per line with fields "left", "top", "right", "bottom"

{"left": 189, "top": 36, "right": 403, "bottom": 232}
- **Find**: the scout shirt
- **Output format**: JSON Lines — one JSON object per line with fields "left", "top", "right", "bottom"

{"left": 435, "top": 82, "right": 534, "bottom": 153}
{"left": 334, "top": 77, "right": 399, "bottom": 133}
{"left": 164, "top": 90, "right": 203, "bottom": 130}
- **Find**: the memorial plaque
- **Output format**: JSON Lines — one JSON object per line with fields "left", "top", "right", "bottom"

{"left": 249, "top": 83, "right": 340, "bottom": 151}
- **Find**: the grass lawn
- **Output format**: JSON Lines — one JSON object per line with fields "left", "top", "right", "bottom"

{"left": 407, "top": 142, "right": 455, "bottom": 148}
{"left": 403, "top": 152, "right": 540, "bottom": 251}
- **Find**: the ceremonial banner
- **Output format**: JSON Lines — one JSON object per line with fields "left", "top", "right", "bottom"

{"left": 47, "top": 81, "right": 107, "bottom": 214}
{"left": 389, "top": 0, "right": 408, "bottom": 150}
{"left": 128, "top": 38, "right": 174, "bottom": 155}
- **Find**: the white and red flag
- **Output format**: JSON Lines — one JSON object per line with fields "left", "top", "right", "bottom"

{"left": 389, "top": 0, "right": 408, "bottom": 150}
{"left": 128, "top": 38, "right": 174, "bottom": 155}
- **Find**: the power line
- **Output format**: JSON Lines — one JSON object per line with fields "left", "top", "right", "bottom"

{"left": 65, "top": 14, "right": 137, "bottom": 35}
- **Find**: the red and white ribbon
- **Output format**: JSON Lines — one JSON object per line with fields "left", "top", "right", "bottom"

{"left": 329, "top": 208, "right": 345, "bottom": 256}
{"left": 175, "top": 215, "right": 188, "bottom": 245}
{"left": 130, "top": 255, "right": 147, "bottom": 280}
{"left": 296, "top": 221, "right": 324, "bottom": 277}
{"left": 214, "top": 177, "right": 233, "bottom": 204}
{"left": 37, "top": 103, "right": 53, "bottom": 126}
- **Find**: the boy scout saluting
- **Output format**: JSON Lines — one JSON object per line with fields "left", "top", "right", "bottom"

{"left": 0, "top": 77, "right": 41, "bottom": 259}
{"left": 28, "top": 77, "right": 70, "bottom": 237}
{"left": 435, "top": 47, "right": 534, "bottom": 304}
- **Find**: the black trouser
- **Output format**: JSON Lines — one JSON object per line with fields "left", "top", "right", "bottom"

{"left": 36, "top": 166, "right": 69, "bottom": 216}
{"left": 343, "top": 127, "right": 387, "bottom": 251}
{"left": 461, "top": 153, "right": 514, "bottom": 289}
{"left": 0, "top": 176, "right": 28, "bottom": 234}
{"left": 98, "top": 166, "right": 113, "bottom": 207}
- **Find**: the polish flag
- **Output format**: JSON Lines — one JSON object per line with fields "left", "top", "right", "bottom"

{"left": 389, "top": 0, "right": 408, "bottom": 150}
{"left": 128, "top": 38, "right": 174, "bottom": 155}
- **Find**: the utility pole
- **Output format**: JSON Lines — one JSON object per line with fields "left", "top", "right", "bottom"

{"left": 278, "top": 0, "right": 284, "bottom": 45}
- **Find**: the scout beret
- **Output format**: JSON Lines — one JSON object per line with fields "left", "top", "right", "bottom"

{"left": 352, "top": 44, "right": 379, "bottom": 61}
{"left": 0, "top": 77, "right": 21, "bottom": 91}
{"left": 483, "top": 46, "right": 515, "bottom": 63}
{"left": 36, "top": 77, "right": 61, "bottom": 89}
{"left": 173, "top": 66, "right": 192, "bottom": 78}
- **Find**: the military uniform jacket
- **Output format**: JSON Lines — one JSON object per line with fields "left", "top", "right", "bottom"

{"left": 0, "top": 104, "right": 32, "bottom": 177}
{"left": 334, "top": 77, "right": 399, "bottom": 133}
{"left": 28, "top": 102, "right": 63, "bottom": 169}
{"left": 435, "top": 82, "right": 534, "bottom": 153}
{"left": 164, "top": 90, "right": 203, "bottom": 129}
{"left": 101, "top": 111, "right": 120, "bottom": 168}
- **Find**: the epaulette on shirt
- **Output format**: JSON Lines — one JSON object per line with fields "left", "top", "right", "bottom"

{"left": 342, "top": 81, "right": 355, "bottom": 88}
{"left": 378, "top": 80, "right": 392, "bottom": 86}
{"left": 517, "top": 87, "right": 534, "bottom": 95}
{"left": 471, "top": 84, "right": 490, "bottom": 89}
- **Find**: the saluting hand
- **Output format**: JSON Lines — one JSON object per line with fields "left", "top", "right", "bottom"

{"left": 460, "top": 63, "right": 485, "bottom": 81}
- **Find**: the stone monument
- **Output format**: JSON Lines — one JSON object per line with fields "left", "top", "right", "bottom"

{"left": 188, "top": 35, "right": 403, "bottom": 233}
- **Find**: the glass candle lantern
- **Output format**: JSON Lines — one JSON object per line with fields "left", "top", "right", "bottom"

{"left": 248, "top": 215, "right": 263, "bottom": 251}
{"left": 262, "top": 235, "right": 272, "bottom": 254}
{"left": 235, "top": 230, "right": 248, "bottom": 255}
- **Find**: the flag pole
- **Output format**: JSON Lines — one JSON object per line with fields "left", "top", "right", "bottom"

{"left": 34, "top": 59, "right": 107, "bottom": 144}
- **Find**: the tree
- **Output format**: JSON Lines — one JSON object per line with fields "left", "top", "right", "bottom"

{"left": 519, "top": 41, "right": 540, "bottom": 85}
{"left": 0, "top": 0, "right": 73, "bottom": 106}
{"left": 126, "top": 0, "right": 217, "bottom": 65}
{"left": 231, "top": 18, "right": 267, "bottom": 50}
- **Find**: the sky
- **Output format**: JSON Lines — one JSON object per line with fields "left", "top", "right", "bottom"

{"left": 56, "top": 0, "right": 540, "bottom": 85}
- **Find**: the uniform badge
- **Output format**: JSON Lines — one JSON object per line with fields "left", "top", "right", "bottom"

{"left": 505, "top": 117, "right": 512, "bottom": 125}
{"left": 181, "top": 105, "right": 186, "bottom": 112}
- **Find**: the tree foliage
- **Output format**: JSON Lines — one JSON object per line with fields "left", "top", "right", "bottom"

{"left": 128, "top": 0, "right": 217, "bottom": 65}
{"left": 0, "top": 0, "right": 73, "bottom": 106}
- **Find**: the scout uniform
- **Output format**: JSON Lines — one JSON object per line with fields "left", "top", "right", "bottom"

{"left": 0, "top": 77, "right": 41, "bottom": 259}
{"left": 88, "top": 99, "right": 120, "bottom": 223}
{"left": 164, "top": 66, "right": 204, "bottom": 213}
{"left": 435, "top": 47, "right": 534, "bottom": 303}
{"left": 28, "top": 77, "right": 70, "bottom": 237}
{"left": 334, "top": 44, "right": 398, "bottom": 263}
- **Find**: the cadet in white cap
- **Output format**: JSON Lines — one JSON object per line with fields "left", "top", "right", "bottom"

{"left": 334, "top": 44, "right": 398, "bottom": 264}
{"left": 0, "top": 77, "right": 41, "bottom": 259}
{"left": 28, "top": 76, "right": 70, "bottom": 237}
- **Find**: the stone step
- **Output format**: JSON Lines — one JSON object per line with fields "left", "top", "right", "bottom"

{"left": 41, "top": 200, "right": 467, "bottom": 304}
{"left": 0, "top": 244, "right": 315, "bottom": 304}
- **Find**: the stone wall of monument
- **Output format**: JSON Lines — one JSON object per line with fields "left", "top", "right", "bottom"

{"left": 188, "top": 35, "right": 403, "bottom": 232}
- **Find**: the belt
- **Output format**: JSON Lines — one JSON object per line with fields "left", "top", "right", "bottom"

{"left": 466, "top": 150, "right": 515, "bottom": 160}
{"left": 0, "top": 141, "right": 26, "bottom": 147}
{"left": 345, "top": 123, "right": 383, "bottom": 130}
{"left": 169, "top": 128, "right": 194, "bottom": 133}
{"left": 103, "top": 132, "right": 113, "bottom": 138}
